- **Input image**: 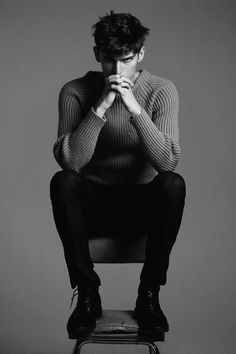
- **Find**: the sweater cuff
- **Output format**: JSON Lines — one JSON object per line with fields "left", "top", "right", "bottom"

{"left": 129, "top": 108, "right": 150, "bottom": 124}
{"left": 91, "top": 107, "right": 107, "bottom": 122}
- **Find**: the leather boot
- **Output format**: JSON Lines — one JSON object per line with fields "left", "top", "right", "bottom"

{"left": 67, "top": 286, "right": 102, "bottom": 338}
{"left": 133, "top": 285, "right": 169, "bottom": 333}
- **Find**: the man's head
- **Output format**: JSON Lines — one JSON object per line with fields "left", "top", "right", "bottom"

{"left": 92, "top": 11, "right": 149, "bottom": 80}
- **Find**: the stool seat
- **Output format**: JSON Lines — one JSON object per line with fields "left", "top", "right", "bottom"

{"left": 95, "top": 309, "right": 140, "bottom": 334}
{"left": 93, "top": 310, "right": 164, "bottom": 339}
{"left": 73, "top": 310, "right": 164, "bottom": 354}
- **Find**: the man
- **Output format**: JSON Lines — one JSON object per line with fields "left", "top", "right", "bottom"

{"left": 50, "top": 11, "right": 186, "bottom": 339}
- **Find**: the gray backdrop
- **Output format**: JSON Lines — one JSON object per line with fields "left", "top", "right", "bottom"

{"left": 1, "top": 0, "right": 235, "bottom": 353}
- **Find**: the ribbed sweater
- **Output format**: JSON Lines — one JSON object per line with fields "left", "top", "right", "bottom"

{"left": 53, "top": 69, "right": 180, "bottom": 185}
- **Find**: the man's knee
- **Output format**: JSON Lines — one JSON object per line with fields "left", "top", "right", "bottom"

{"left": 50, "top": 170, "right": 81, "bottom": 199}
{"left": 161, "top": 171, "right": 185, "bottom": 189}
{"left": 155, "top": 171, "right": 186, "bottom": 198}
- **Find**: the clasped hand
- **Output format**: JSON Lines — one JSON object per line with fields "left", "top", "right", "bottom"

{"left": 98, "top": 74, "right": 142, "bottom": 116}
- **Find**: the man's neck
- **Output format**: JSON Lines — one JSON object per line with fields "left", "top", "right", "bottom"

{"left": 134, "top": 70, "right": 140, "bottom": 82}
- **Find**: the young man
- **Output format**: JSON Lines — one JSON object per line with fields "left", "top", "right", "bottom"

{"left": 50, "top": 11, "right": 186, "bottom": 338}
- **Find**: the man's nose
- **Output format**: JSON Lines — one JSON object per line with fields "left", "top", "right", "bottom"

{"left": 113, "top": 61, "right": 121, "bottom": 75}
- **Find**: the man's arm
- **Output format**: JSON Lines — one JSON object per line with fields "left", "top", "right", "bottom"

{"left": 53, "top": 83, "right": 107, "bottom": 171}
{"left": 129, "top": 82, "right": 181, "bottom": 172}
{"left": 53, "top": 74, "right": 124, "bottom": 171}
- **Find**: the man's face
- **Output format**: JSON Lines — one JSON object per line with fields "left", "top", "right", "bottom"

{"left": 94, "top": 47, "right": 145, "bottom": 83}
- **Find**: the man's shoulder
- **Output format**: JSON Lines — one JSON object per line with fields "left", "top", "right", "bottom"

{"left": 59, "top": 71, "right": 103, "bottom": 96}
{"left": 142, "top": 70, "right": 177, "bottom": 93}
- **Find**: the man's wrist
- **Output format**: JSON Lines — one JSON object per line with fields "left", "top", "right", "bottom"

{"left": 129, "top": 104, "right": 142, "bottom": 116}
{"left": 93, "top": 103, "right": 107, "bottom": 118}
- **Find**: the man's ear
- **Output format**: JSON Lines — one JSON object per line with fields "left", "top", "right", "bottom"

{"left": 93, "top": 46, "right": 100, "bottom": 62}
{"left": 138, "top": 47, "right": 145, "bottom": 62}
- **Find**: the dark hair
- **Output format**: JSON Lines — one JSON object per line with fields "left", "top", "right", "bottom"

{"left": 92, "top": 11, "right": 150, "bottom": 56}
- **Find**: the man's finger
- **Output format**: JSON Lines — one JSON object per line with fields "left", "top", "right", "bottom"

{"left": 121, "top": 77, "right": 134, "bottom": 88}
{"left": 120, "top": 82, "right": 132, "bottom": 90}
{"left": 108, "top": 77, "right": 122, "bottom": 85}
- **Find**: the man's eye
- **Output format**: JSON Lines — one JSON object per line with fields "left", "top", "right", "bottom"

{"left": 123, "top": 58, "right": 133, "bottom": 63}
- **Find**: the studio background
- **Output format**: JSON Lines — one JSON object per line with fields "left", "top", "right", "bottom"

{"left": 1, "top": 1, "right": 235, "bottom": 353}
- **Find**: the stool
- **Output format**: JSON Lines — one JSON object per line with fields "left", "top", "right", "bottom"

{"left": 73, "top": 309, "right": 164, "bottom": 353}
{"left": 72, "top": 235, "right": 165, "bottom": 353}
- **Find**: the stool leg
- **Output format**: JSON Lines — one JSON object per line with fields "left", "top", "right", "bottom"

{"left": 72, "top": 340, "right": 85, "bottom": 354}
{"left": 72, "top": 341, "right": 79, "bottom": 354}
{"left": 148, "top": 342, "right": 160, "bottom": 354}
{"left": 72, "top": 341, "right": 77, "bottom": 354}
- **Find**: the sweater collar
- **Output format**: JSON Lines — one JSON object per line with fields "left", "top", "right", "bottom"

{"left": 133, "top": 69, "right": 152, "bottom": 90}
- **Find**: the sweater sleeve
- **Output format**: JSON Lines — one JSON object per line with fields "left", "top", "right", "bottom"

{"left": 53, "top": 83, "right": 107, "bottom": 171}
{"left": 129, "top": 81, "right": 180, "bottom": 172}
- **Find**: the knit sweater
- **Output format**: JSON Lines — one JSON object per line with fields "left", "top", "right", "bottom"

{"left": 53, "top": 69, "right": 180, "bottom": 185}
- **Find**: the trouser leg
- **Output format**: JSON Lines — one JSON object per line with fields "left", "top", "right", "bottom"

{"left": 139, "top": 171, "right": 186, "bottom": 287}
{"left": 50, "top": 170, "right": 101, "bottom": 289}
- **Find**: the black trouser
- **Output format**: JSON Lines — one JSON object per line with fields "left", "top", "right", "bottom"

{"left": 50, "top": 170, "right": 186, "bottom": 290}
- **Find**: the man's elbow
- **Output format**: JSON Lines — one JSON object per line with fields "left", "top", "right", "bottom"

{"left": 155, "top": 145, "right": 181, "bottom": 172}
